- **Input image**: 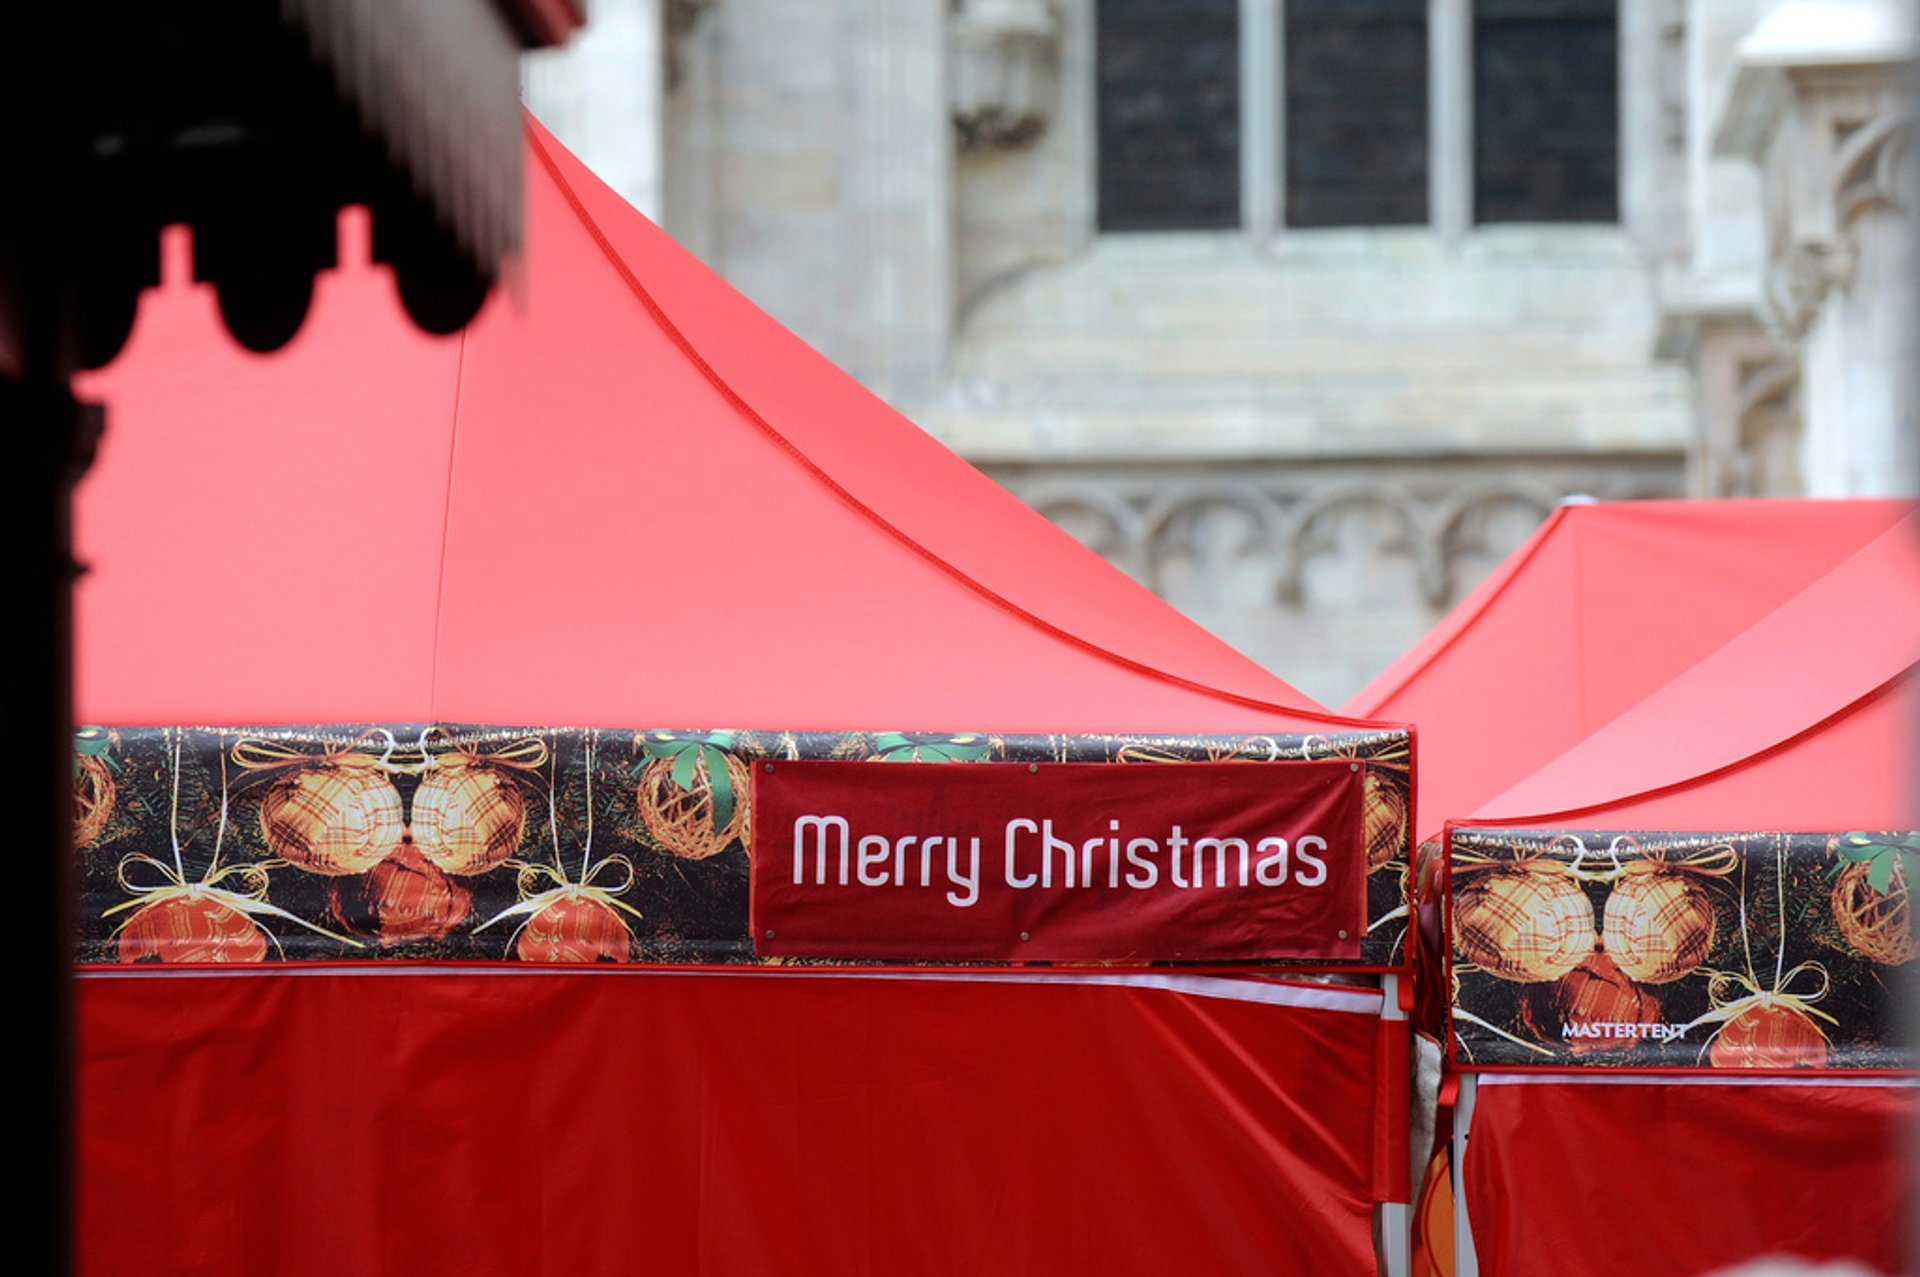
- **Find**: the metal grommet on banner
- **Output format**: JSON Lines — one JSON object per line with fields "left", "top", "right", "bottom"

{"left": 765, "top": 929, "right": 775, "bottom": 940}
{"left": 1338, "top": 929, "right": 1348, "bottom": 939}
{"left": 1019, "top": 931, "right": 1031, "bottom": 942}
{"left": 1028, "top": 763, "right": 1038, "bottom": 773}
{"left": 765, "top": 763, "right": 775, "bottom": 773}
{"left": 1349, "top": 762, "right": 1360, "bottom": 772}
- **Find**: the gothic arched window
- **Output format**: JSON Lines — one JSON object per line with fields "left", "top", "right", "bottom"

{"left": 1474, "top": 0, "right": 1619, "bottom": 223}
{"left": 1091, "top": 0, "right": 1619, "bottom": 233}
{"left": 1284, "top": 0, "right": 1429, "bottom": 227}
{"left": 1095, "top": 0, "right": 1242, "bottom": 231}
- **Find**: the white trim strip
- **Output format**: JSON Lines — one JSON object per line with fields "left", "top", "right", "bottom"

{"left": 1476, "top": 1072, "right": 1917, "bottom": 1090}
{"left": 77, "top": 965, "right": 1384, "bottom": 1014}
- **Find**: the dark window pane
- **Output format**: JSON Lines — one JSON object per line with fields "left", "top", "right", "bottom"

{"left": 1474, "top": 0, "right": 1618, "bottom": 223}
{"left": 1096, "top": 0, "right": 1241, "bottom": 231}
{"left": 1285, "top": 0, "right": 1428, "bottom": 227}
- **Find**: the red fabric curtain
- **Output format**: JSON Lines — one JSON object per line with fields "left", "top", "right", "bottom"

{"left": 80, "top": 971, "right": 1392, "bottom": 1276}
{"left": 1464, "top": 1079, "right": 1916, "bottom": 1276}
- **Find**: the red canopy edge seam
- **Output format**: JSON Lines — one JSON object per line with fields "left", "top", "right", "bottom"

{"left": 1342, "top": 505, "right": 1571, "bottom": 717}
{"left": 425, "top": 327, "right": 472, "bottom": 717}
{"left": 1460, "top": 668, "right": 1913, "bottom": 829}
{"left": 1571, "top": 509, "right": 1591, "bottom": 736}
{"left": 526, "top": 128, "right": 1388, "bottom": 731}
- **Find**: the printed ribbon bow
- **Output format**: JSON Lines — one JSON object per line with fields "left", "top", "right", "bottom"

{"left": 105, "top": 852, "right": 362, "bottom": 950}
{"left": 472, "top": 856, "right": 646, "bottom": 942}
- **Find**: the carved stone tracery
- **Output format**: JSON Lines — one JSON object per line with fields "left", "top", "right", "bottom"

{"left": 948, "top": 0, "right": 1060, "bottom": 151}
{"left": 992, "top": 465, "right": 1680, "bottom": 611}
{"left": 1749, "top": 91, "right": 1911, "bottom": 340}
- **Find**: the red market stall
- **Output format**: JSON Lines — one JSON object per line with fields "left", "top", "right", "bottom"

{"left": 70, "top": 119, "right": 1415, "bottom": 1275}
{"left": 1431, "top": 512, "right": 1920, "bottom": 1276}
{"left": 1343, "top": 496, "right": 1916, "bottom": 1273}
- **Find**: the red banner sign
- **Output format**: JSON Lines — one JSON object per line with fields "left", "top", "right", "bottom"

{"left": 751, "top": 761, "right": 1366, "bottom": 962}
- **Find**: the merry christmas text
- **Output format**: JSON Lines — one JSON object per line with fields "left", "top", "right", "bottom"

{"left": 789, "top": 814, "right": 1332, "bottom": 909}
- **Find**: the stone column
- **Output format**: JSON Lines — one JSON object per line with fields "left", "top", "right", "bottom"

{"left": 842, "top": 0, "right": 954, "bottom": 405}
{"left": 1715, "top": 0, "right": 1916, "bottom": 496}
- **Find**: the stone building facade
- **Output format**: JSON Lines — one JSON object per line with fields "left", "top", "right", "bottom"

{"left": 527, "top": 0, "right": 1913, "bottom": 705}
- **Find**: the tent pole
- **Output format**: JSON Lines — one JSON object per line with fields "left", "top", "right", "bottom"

{"left": 1378, "top": 974, "right": 1410, "bottom": 1277}
{"left": 1451, "top": 1073, "right": 1479, "bottom": 1277}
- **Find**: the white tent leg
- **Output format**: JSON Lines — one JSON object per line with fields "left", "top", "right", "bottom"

{"left": 1452, "top": 1073, "right": 1479, "bottom": 1277}
{"left": 1377, "top": 974, "right": 1410, "bottom": 1277}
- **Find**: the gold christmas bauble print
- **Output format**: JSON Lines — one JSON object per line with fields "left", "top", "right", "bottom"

{"left": 1363, "top": 769, "right": 1409, "bottom": 870}
{"left": 73, "top": 753, "right": 116, "bottom": 848}
{"left": 1831, "top": 857, "right": 1920, "bottom": 966}
{"left": 636, "top": 751, "right": 751, "bottom": 861}
{"left": 411, "top": 760, "right": 528, "bottom": 876}
{"left": 1453, "top": 868, "right": 1595, "bottom": 982}
{"left": 1602, "top": 870, "right": 1715, "bottom": 984}
{"left": 260, "top": 759, "right": 405, "bottom": 876}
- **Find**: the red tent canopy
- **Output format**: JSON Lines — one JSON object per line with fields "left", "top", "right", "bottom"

{"left": 1344, "top": 498, "right": 1912, "bottom": 839}
{"left": 74, "top": 118, "right": 1347, "bottom": 737}
{"left": 72, "top": 120, "right": 1404, "bottom": 1277}
{"left": 1436, "top": 511, "right": 1920, "bottom": 1277}
{"left": 1463, "top": 509, "right": 1920, "bottom": 832}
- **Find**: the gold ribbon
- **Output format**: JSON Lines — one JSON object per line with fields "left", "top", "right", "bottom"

{"left": 1449, "top": 1004, "right": 1557, "bottom": 1060}
{"left": 1607, "top": 837, "right": 1740, "bottom": 882}
{"left": 472, "top": 855, "right": 645, "bottom": 940}
{"left": 1115, "top": 736, "right": 1281, "bottom": 765}
{"left": 1302, "top": 731, "right": 1412, "bottom": 768}
{"left": 1449, "top": 843, "right": 1586, "bottom": 879}
{"left": 231, "top": 729, "right": 396, "bottom": 774}
{"left": 1678, "top": 961, "right": 1838, "bottom": 1065}
{"left": 103, "top": 851, "right": 362, "bottom": 949}
{"left": 417, "top": 726, "right": 551, "bottom": 775}
{"left": 1445, "top": 963, "right": 1562, "bottom": 1062}
{"left": 1453, "top": 835, "right": 1738, "bottom": 884}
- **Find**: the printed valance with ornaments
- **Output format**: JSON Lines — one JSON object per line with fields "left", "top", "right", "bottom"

{"left": 1444, "top": 828, "right": 1918, "bottom": 1072}
{"left": 73, "top": 723, "right": 1412, "bottom": 970}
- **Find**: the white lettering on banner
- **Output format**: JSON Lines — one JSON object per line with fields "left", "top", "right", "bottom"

{"left": 793, "top": 815, "right": 851, "bottom": 885}
{"left": 1560, "top": 1021, "right": 1692, "bottom": 1043}
{"left": 1004, "top": 818, "right": 1038, "bottom": 890}
{"left": 790, "top": 813, "right": 1340, "bottom": 909}
{"left": 1295, "top": 835, "right": 1329, "bottom": 887}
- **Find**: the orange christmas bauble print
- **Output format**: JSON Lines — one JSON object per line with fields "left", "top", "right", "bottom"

{"left": 117, "top": 893, "right": 267, "bottom": 963}
{"left": 330, "top": 843, "right": 472, "bottom": 945}
{"left": 1520, "top": 952, "right": 1659, "bottom": 1056}
{"left": 1709, "top": 1000, "right": 1829, "bottom": 1070}
{"left": 515, "top": 893, "right": 631, "bottom": 963}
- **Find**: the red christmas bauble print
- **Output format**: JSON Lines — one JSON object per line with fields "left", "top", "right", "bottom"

{"left": 117, "top": 893, "right": 268, "bottom": 963}
{"left": 330, "top": 843, "right": 472, "bottom": 945}
{"left": 515, "top": 893, "right": 631, "bottom": 963}
{"left": 1709, "top": 1000, "right": 1829, "bottom": 1069}
{"left": 1520, "top": 952, "right": 1660, "bottom": 1056}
